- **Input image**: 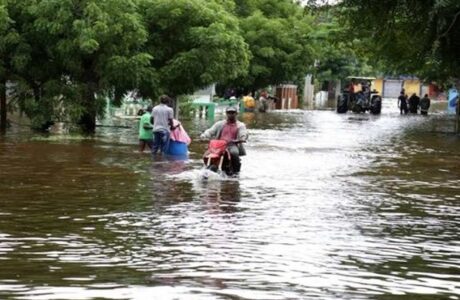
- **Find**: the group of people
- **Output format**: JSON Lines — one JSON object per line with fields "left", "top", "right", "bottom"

{"left": 345, "top": 80, "right": 373, "bottom": 108}
{"left": 138, "top": 95, "right": 248, "bottom": 172}
{"left": 222, "top": 87, "right": 276, "bottom": 110}
{"left": 242, "top": 90, "right": 275, "bottom": 112}
{"left": 398, "top": 91, "right": 431, "bottom": 115}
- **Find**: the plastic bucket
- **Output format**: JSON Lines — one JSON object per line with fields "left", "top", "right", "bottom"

{"left": 167, "top": 140, "right": 188, "bottom": 156}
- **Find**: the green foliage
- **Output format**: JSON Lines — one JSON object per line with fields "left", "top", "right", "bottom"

{"left": 340, "top": 0, "right": 460, "bottom": 82}
{"left": 139, "top": 0, "right": 250, "bottom": 97}
{"left": 0, "top": 1, "right": 22, "bottom": 77}
{"left": 3, "top": 0, "right": 366, "bottom": 132}
{"left": 2, "top": 0, "right": 155, "bottom": 131}
{"left": 307, "top": 9, "right": 379, "bottom": 82}
{"left": 0, "top": 1, "right": 9, "bottom": 35}
{"left": 177, "top": 95, "right": 195, "bottom": 119}
{"left": 34, "top": 0, "right": 152, "bottom": 86}
{"left": 227, "top": 0, "right": 315, "bottom": 90}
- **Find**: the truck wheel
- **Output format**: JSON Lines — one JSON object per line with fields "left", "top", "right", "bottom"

{"left": 337, "top": 95, "right": 348, "bottom": 113}
{"left": 370, "top": 96, "right": 382, "bottom": 114}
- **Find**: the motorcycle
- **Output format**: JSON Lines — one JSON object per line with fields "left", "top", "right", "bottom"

{"left": 202, "top": 139, "right": 244, "bottom": 179}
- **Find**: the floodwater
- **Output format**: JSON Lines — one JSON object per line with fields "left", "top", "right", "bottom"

{"left": 0, "top": 100, "right": 459, "bottom": 300}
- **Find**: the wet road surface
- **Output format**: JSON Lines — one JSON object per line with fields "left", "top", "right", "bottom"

{"left": 0, "top": 100, "right": 459, "bottom": 299}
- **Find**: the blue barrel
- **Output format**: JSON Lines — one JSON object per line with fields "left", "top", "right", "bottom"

{"left": 167, "top": 140, "right": 188, "bottom": 156}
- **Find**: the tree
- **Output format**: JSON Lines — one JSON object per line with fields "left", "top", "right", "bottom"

{"left": 30, "top": 0, "right": 154, "bottom": 132}
{"left": 2, "top": 0, "right": 252, "bottom": 132}
{"left": 139, "top": 0, "right": 250, "bottom": 97}
{"left": 0, "top": 0, "right": 28, "bottom": 131}
{"left": 225, "top": 0, "right": 315, "bottom": 91}
{"left": 1, "top": 0, "right": 156, "bottom": 132}
{"left": 1, "top": 0, "right": 65, "bottom": 130}
{"left": 340, "top": 0, "right": 460, "bottom": 83}
{"left": 305, "top": 5, "right": 378, "bottom": 83}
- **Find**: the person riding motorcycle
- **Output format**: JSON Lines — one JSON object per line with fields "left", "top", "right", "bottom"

{"left": 200, "top": 106, "right": 248, "bottom": 173}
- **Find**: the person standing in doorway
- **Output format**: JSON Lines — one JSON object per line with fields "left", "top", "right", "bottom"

{"left": 152, "top": 95, "right": 174, "bottom": 155}
{"left": 420, "top": 94, "right": 431, "bottom": 115}
{"left": 398, "top": 92, "right": 408, "bottom": 114}
{"left": 138, "top": 105, "right": 153, "bottom": 152}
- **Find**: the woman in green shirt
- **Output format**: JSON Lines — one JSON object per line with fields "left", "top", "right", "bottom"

{"left": 138, "top": 106, "right": 154, "bottom": 152}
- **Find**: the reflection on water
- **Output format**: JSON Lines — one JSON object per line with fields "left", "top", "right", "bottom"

{"left": 0, "top": 100, "right": 459, "bottom": 299}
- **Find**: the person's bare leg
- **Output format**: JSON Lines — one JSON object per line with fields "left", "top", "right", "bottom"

{"left": 139, "top": 140, "right": 146, "bottom": 152}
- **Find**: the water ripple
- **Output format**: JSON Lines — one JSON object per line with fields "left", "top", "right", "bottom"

{"left": 1, "top": 107, "right": 459, "bottom": 299}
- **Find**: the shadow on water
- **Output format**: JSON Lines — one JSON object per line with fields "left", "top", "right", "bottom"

{"left": 0, "top": 100, "right": 459, "bottom": 299}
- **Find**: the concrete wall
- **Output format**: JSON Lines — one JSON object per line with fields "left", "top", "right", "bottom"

{"left": 374, "top": 78, "right": 422, "bottom": 98}
{"left": 403, "top": 79, "right": 421, "bottom": 96}
{"left": 373, "top": 79, "right": 383, "bottom": 94}
{"left": 192, "top": 84, "right": 216, "bottom": 103}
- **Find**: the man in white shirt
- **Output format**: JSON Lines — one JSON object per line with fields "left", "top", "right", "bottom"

{"left": 152, "top": 95, "right": 174, "bottom": 155}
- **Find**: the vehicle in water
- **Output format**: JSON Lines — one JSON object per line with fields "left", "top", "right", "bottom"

{"left": 337, "top": 76, "right": 382, "bottom": 115}
{"left": 202, "top": 139, "right": 243, "bottom": 179}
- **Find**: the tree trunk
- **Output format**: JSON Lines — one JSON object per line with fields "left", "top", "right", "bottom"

{"left": 78, "top": 61, "right": 99, "bottom": 133}
{"left": 166, "top": 92, "right": 179, "bottom": 120}
{"left": 0, "top": 79, "right": 7, "bottom": 133}
{"left": 172, "top": 96, "right": 179, "bottom": 119}
{"left": 79, "top": 86, "right": 97, "bottom": 133}
{"left": 79, "top": 112, "right": 96, "bottom": 132}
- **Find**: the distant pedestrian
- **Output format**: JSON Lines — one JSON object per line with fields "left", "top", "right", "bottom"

{"left": 152, "top": 95, "right": 174, "bottom": 155}
{"left": 408, "top": 93, "right": 420, "bottom": 114}
{"left": 224, "top": 88, "right": 232, "bottom": 99}
{"left": 420, "top": 94, "right": 431, "bottom": 115}
{"left": 258, "top": 90, "right": 269, "bottom": 112}
{"left": 348, "top": 82, "right": 355, "bottom": 94}
{"left": 138, "top": 105, "right": 153, "bottom": 152}
{"left": 398, "top": 92, "right": 408, "bottom": 114}
{"left": 243, "top": 92, "right": 255, "bottom": 111}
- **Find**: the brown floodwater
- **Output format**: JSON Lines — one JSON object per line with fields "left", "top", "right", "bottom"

{"left": 0, "top": 100, "right": 459, "bottom": 299}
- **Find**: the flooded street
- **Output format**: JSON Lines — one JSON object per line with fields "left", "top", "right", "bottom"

{"left": 0, "top": 101, "right": 459, "bottom": 299}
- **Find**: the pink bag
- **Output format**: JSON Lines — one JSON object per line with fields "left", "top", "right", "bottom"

{"left": 170, "top": 119, "right": 191, "bottom": 145}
